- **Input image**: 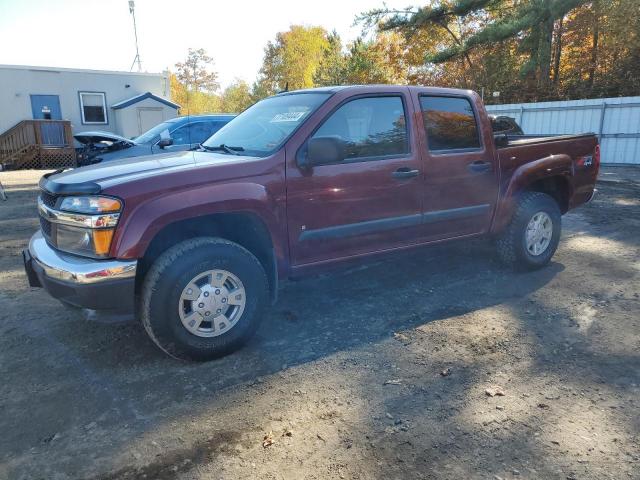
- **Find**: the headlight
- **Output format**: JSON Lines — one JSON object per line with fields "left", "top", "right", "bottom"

{"left": 56, "top": 224, "right": 116, "bottom": 258}
{"left": 41, "top": 195, "right": 122, "bottom": 258}
{"left": 59, "top": 196, "right": 121, "bottom": 214}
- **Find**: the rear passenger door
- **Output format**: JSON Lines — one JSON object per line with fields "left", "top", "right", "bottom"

{"left": 286, "top": 92, "right": 425, "bottom": 266}
{"left": 415, "top": 93, "right": 499, "bottom": 239}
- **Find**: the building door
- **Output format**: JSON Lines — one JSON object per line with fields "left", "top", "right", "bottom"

{"left": 30, "top": 95, "right": 62, "bottom": 120}
{"left": 30, "top": 95, "right": 64, "bottom": 145}
{"left": 137, "top": 108, "right": 164, "bottom": 136}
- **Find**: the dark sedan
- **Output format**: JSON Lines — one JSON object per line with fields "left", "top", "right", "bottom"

{"left": 75, "top": 114, "right": 235, "bottom": 165}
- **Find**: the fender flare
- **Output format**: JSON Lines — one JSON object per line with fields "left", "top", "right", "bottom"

{"left": 491, "top": 154, "right": 573, "bottom": 234}
{"left": 111, "top": 182, "right": 287, "bottom": 267}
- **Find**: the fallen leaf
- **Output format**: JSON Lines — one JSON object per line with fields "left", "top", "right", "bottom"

{"left": 393, "top": 332, "right": 411, "bottom": 344}
{"left": 262, "top": 431, "right": 275, "bottom": 448}
{"left": 485, "top": 386, "right": 505, "bottom": 397}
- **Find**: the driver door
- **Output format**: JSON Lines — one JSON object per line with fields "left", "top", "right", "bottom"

{"left": 286, "top": 91, "right": 425, "bottom": 267}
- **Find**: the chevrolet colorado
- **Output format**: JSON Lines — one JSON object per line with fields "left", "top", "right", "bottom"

{"left": 23, "top": 85, "right": 600, "bottom": 360}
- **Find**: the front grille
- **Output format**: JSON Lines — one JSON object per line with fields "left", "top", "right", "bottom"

{"left": 39, "top": 216, "right": 52, "bottom": 238}
{"left": 40, "top": 191, "right": 58, "bottom": 209}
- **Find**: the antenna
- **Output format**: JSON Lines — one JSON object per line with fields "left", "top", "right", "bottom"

{"left": 277, "top": 82, "right": 289, "bottom": 94}
{"left": 128, "top": 1, "right": 142, "bottom": 72}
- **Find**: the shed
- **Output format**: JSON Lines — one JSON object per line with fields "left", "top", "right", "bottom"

{"left": 112, "top": 92, "right": 180, "bottom": 139}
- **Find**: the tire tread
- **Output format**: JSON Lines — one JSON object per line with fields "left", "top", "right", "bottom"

{"left": 140, "top": 237, "right": 267, "bottom": 360}
{"left": 496, "top": 191, "right": 561, "bottom": 270}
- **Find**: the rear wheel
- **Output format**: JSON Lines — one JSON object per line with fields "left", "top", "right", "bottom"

{"left": 140, "top": 237, "right": 268, "bottom": 361}
{"left": 496, "top": 192, "right": 561, "bottom": 270}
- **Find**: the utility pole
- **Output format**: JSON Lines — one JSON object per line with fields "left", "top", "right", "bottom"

{"left": 129, "top": 1, "right": 142, "bottom": 72}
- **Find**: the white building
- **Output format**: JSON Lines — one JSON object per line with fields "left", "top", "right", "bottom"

{"left": 0, "top": 64, "right": 179, "bottom": 139}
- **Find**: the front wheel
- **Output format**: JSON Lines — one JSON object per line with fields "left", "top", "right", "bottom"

{"left": 140, "top": 237, "right": 269, "bottom": 361}
{"left": 496, "top": 192, "right": 562, "bottom": 270}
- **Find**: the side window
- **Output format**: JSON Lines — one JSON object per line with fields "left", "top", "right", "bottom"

{"left": 169, "top": 124, "right": 190, "bottom": 145}
{"left": 208, "top": 121, "right": 227, "bottom": 136}
{"left": 188, "top": 122, "right": 214, "bottom": 144}
{"left": 312, "top": 96, "right": 408, "bottom": 161}
{"left": 420, "top": 96, "right": 481, "bottom": 152}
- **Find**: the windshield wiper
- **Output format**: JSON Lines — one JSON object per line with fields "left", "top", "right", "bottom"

{"left": 201, "top": 144, "right": 245, "bottom": 155}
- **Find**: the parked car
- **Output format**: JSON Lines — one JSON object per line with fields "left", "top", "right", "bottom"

{"left": 75, "top": 114, "right": 235, "bottom": 165}
{"left": 24, "top": 85, "right": 600, "bottom": 361}
{"left": 490, "top": 115, "right": 524, "bottom": 135}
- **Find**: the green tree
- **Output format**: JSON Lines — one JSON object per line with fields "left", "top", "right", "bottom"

{"left": 175, "top": 48, "right": 220, "bottom": 93}
{"left": 314, "top": 32, "right": 408, "bottom": 86}
{"left": 341, "top": 34, "right": 407, "bottom": 85}
{"left": 220, "top": 79, "right": 254, "bottom": 113}
{"left": 172, "top": 48, "right": 222, "bottom": 115}
{"left": 256, "top": 25, "right": 330, "bottom": 94}
{"left": 362, "top": 0, "right": 589, "bottom": 90}
{"left": 169, "top": 73, "right": 187, "bottom": 113}
{"left": 314, "top": 31, "right": 346, "bottom": 86}
{"left": 560, "top": 0, "right": 640, "bottom": 98}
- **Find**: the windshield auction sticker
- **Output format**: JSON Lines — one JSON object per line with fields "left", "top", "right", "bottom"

{"left": 270, "top": 111, "right": 307, "bottom": 123}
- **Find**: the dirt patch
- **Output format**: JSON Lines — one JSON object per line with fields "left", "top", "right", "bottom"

{"left": 91, "top": 431, "right": 242, "bottom": 480}
{"left": 0, "top": 167, "right": 639, "bottom": 480}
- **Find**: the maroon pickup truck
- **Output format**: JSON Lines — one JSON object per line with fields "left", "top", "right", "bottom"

{"left": 23, "top": 85, "right": 599, "bottom": 360}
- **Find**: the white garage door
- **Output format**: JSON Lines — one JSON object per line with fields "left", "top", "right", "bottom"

{"left": 137, "top": 108, "right": 164, "bottom": 136}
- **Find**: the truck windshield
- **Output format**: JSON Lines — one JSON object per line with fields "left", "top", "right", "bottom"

{"left": 202, "top": 92, "right": 331, "bottom": 157}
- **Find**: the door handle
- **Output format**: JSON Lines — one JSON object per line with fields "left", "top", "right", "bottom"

{"left": 468, "top": 161, "right": 492, "bottom": 173}
{"left": 392, "top": 167, "right": 420, "bottom": 179}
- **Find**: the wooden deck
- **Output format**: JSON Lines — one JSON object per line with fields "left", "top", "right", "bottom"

{"left": 0, "top": 120, "right": 76, "bottom": 169}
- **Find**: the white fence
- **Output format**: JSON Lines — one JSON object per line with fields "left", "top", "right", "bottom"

{"left": 486, "top": 96, "right": 640, "bottom": 164}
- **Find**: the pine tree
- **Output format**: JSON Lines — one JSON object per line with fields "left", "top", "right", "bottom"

{"left": 362, "top": 0, "right": 589, "bottom": 90}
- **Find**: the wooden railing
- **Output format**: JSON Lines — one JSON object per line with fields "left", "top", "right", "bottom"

{"left": 0, "top": 120, "right": 76, "bottom": 169}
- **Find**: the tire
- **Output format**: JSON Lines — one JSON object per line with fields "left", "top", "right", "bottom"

{"left": 496, "top": 192, "right": 561, "bottom": 271}
{"left": 140, "top": 237, "right": 268, "bottom": 361}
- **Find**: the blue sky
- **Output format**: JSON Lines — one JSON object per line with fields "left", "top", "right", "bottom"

{"left": 0, "top": 0, "right": 412, "bottom": 88}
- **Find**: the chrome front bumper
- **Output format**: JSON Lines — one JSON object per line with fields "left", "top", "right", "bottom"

{"left": 24, "top": 231, "right": 138, "bottom": 310}
{"left": 28, "top": 231, "right": 136, "bottom": 284}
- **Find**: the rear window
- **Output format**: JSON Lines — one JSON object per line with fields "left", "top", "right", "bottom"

{"left": 420, "top": 96, "right": 481, "bottom": 152}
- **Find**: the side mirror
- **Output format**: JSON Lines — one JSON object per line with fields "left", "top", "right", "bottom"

{"left": 301, "top": 136, "right": 344, "bottom": 168}
{"left": 157, "top": 138, "right": 173, "bottom": 149}
{"left": 494, "top": 133, "right": 509, "bottom": 148}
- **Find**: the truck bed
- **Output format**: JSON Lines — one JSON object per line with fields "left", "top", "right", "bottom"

{"left": 498, "top": 133, "right": 597, "bottom": 148}
{"left": 495, "top": 132, "right": 600, "bottom": 215}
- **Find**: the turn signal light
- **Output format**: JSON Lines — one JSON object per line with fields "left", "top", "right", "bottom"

{"left": 93, "top": 229, "right": 115, "bottom": 256}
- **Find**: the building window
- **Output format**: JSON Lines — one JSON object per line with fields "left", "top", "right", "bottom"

{"left": 79, "top": 92, "right": 108, "bottom": 124}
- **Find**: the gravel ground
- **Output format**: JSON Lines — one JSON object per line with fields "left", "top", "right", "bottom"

{"left": 0, "top": 167, "right": 638, "bottom": 480}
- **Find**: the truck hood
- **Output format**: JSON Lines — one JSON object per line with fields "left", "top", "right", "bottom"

{"left": 40, "top": 151, "right": 256, "bottom": 195}
{"left": 73, "top": 131, "right": 137, "bottom": 146}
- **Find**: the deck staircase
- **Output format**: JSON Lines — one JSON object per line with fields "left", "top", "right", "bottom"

{"left": 0, "top": 120, "right": 76, "bottom": 169}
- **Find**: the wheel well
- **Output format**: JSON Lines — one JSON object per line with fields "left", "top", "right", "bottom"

{"left": 526, "top": 176, "right": 570, "bottom": 213}
{"left": 136, "top": 213, "right": 277, "bottom": 300}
